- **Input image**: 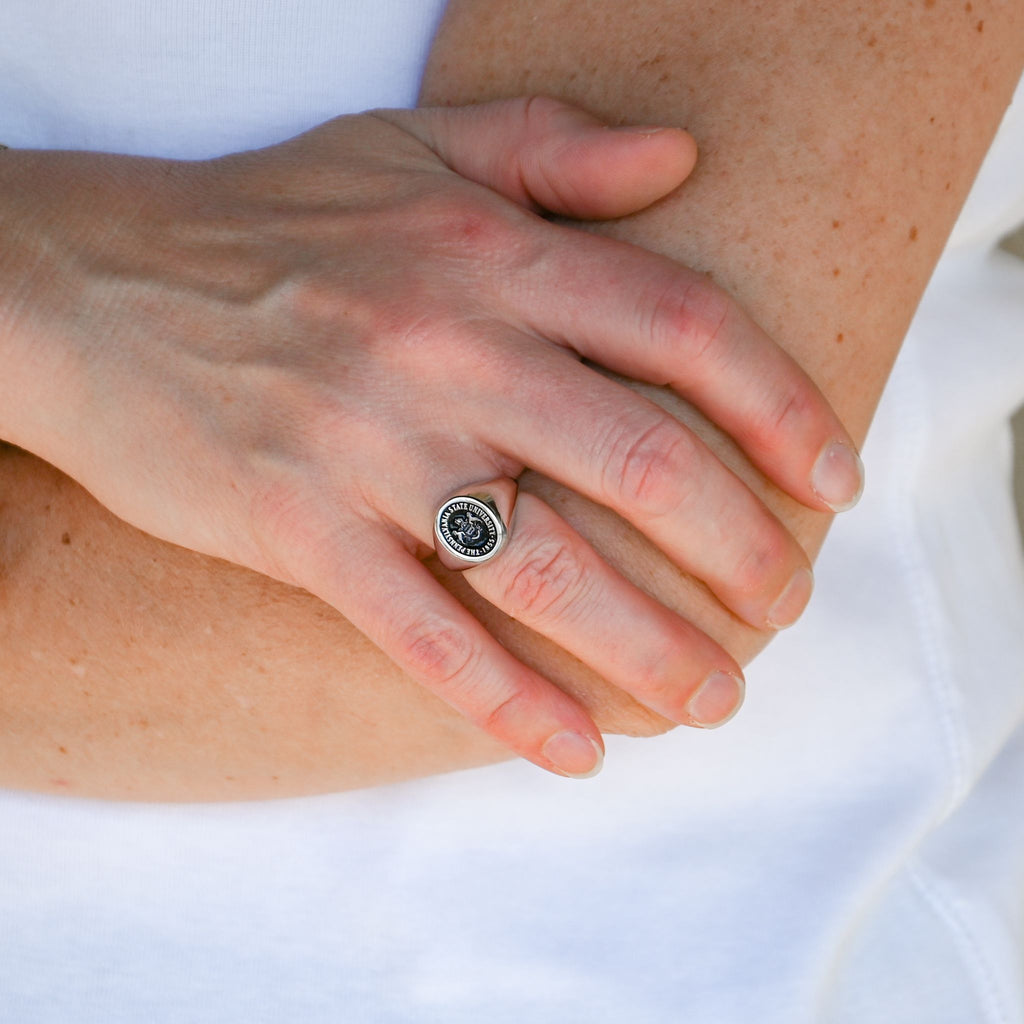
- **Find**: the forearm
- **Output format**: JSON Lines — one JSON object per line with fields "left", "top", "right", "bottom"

{"left": 3, "top": 436, "right": 702, "bottom": 799}
{"left": 2, "top": 4, "right": 1020, "bottom": 801}
{"left": 0, "top": 444, "right": 509, "bottom": 799}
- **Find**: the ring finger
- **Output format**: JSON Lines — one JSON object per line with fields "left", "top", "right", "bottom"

{"left": 430, "top": 485, "right": 746, "bottom": 730}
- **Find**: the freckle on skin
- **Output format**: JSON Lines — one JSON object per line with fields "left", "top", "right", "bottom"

{"left": 59, "top": 746, "right": 68, "bottom": 755}
{"left": 909, "top": 226, "right": 919, "bottom": 241}
{"left": 833, "top": 267, "right": 841, "bottom": 277}
{"left": 61, "top": 532, "right": 71, "bottom": 545}
{"left": 836, "top": 333, "right": 845, "bottom": 344}
{"left": 832, "top": 219, "right": 841, "bottom": 229}
{"left": 977, "top": 20, "right": 984, "bottom": 32}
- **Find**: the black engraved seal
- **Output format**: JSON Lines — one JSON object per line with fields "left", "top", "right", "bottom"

{"left": 435, "top": 496, "right": 504, "bottom": 564}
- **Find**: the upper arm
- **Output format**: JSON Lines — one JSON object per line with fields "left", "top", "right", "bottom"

{"left": 423, "top": 2, "right": 1022, "bottom": 435}
{"left": 420, "top": 0, "right": 1024, "bottom": 666}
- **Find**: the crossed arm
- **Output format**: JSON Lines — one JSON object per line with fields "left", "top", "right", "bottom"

{"left": 1, "top": 1, "right": 1020, "bottom": 799}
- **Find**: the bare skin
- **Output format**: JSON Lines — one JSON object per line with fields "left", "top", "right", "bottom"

{"left": 0, "top": 98, "right": 857, "bottom": 785}
{"left": 1, "top": 1, "right": 1021, "bottom": 800}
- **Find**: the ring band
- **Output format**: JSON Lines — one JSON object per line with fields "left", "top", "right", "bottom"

{"left": 433, "top": 477, "right": 518, "bottom": 572}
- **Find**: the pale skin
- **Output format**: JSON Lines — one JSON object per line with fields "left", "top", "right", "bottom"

{"left": 1, "top": 1, "right": 1021, "bottom": 800}
{"left": 0, "top": 100, "right": 856, "bottom": 785}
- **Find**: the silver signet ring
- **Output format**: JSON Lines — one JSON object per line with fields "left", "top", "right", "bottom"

{"left": 433, "top": 477, "right": 518, "bottom": 572}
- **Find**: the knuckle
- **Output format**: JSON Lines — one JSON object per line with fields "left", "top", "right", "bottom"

{"left": 395, "top": 616, "right": 481, "bottom": 690}
{"left": 499, "top": 533, "right": 591, "bottom": 623}
{"left": 749, "top": 381, "right": 819, "bottom": 453}
{"left": 732, "top": 522, "right": 792, "bottom": 597}
{"left": 603, "top": 416, "right": 695, "bottom": 517}
{"left": 479, "top": 688, "right": 533, "bottom": 737}
{"left": 647, "top": 275, "right": 731, "bottom": 367}
{"left": 632, "top": 636, "right": 686, "bottom": 695}
{"left": 416, "top": 190, "right": 518, "bottom": 263}
{"left": 616, "top": 634, "right": 704, "bottom": 727}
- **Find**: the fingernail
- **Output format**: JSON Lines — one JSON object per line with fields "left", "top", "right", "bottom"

{"left": 766, "top": 567, "right": 814, "bottom": 630}
{"left": 609, "top": 124, "right": 668, "bottom": 136}
{"left": 542, "top": 731, "right": 605, "bottom": 779}
{"left": 811, "top": 441, "right": 864, "bottom": 512}
{"left": 685, "top": 671, "right": 745, "bottom": 729}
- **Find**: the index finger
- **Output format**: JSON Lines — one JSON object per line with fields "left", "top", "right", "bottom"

{"left": 514, "top": 227, "right": 865, "bottom": 514}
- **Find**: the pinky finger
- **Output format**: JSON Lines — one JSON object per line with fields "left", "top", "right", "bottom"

{"left": 311, "top": 532, "right": 606, "bottom": 779}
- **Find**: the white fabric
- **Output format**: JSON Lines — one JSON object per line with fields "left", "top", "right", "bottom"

{"left": 0, "top": 4, "right": 1022, "bottom": 1021}
{"left": 0, "top": 0, "right": 445, "bottom": 157}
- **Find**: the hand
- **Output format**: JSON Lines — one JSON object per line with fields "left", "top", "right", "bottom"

{"left": 0, "top": 97, "right": 862, "bottom": 778}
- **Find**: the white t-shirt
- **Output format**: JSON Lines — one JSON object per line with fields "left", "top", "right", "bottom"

{"left": 1, "top": 3, "right": 1022, "bottom": 1021}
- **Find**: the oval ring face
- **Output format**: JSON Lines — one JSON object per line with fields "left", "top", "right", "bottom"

{"left": 435, "top": 496, "right": 506, "bottom": 564}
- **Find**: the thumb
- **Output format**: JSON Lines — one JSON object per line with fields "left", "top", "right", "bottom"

{"left": 377, "top": 95, "right": 697, "bottom": 219}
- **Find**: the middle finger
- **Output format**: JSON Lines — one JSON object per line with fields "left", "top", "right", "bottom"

{"left": 468, "top": 335, "right": 814, "bottom": 631}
